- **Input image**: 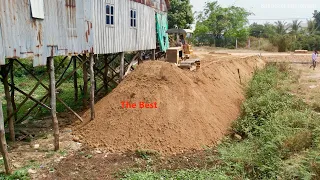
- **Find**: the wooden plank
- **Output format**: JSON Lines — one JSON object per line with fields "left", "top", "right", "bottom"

{"left": 8, "top": 58, "right": 83, "bottom": 124}
{"left": 55, "top": 56, "right": 69, "bottom": 73}
{"left": 3, "top": 81, "right": 51, "bottom": 110}
{"left": 56, "top": 58, "right": 73, "bottom": 85}
{"left": 104, "top": 54, "right": 109, "bottom": 91}
{"left": 89, "top": 53, "right": 95, "bottom": 120}
{"left": 94, "top": 55, "right": 97, "bottom": 92}
{"left": 120, "top": 52, "right": 125, "bottom": 81}
{"left": 237, "top": 68, "right": 242, "bottom": 84}
{"left": 1, "top": 65, "right": 15, "bottom": 141}
{"left": 9, "top": 60, "right": 17, "bottom": 121}
{"left": 56, "top": 97, "right": 83, "bottom": 122}
{"left": 16, "top": 95, "right": 48, "bottom": 124}
{"left": 9, "top": 59, "right": 51, "bottom": 119}
{"left": 0, "top": 98, "right": 11, "bottom": 174}
{"left": 152, "top": 49, "right": 155, "bottom": 60}
{"left": 73, "top": 56, "right": 78, "bottom": 102}
{"left": 82, "top": 55, "right": 88, "bottom": 107}
{"left": 48, "top": 57, "right": 60, "bottom": 151}
{"left": 10, "top": 57, "right": 88, "bottom": 124}
{"left": 10, "top": 66, "right": 83, "bottom": 123}
{"left": 57, "top": 57, "right": 89, "bottom": 87}
{"left": 125, "top": 52, "right": 139, "bottom": 77}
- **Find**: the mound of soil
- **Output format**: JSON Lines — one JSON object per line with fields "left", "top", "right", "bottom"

{"left": 74, "top": 56, "right": 265, "bottom": 154}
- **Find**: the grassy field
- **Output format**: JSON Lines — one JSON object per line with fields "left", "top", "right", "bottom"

{"left": 121, "top": 63, "right": 320, "bottom": 179}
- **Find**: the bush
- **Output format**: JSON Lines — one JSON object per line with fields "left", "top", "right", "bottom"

{"left": 249, "top": 37, "right": 278, "bottom": 52}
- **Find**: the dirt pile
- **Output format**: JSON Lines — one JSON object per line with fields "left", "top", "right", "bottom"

{"left": 74, "top": 56, "right": 265, "bottom": 154}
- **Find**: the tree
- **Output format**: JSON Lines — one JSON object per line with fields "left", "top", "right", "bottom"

{"left": 249, "top": 23, "right": 264, "bottom": 37}
{"left": 307, "top": 19, "right": 316, "bottom": 34}
{"left": 193, "top": 23, "right": 211, "bottom": 45}
{"left": 290, "top": 20, "right": 302, "bottom": 34}
{"left": 275, "top": 21, "right": 289, "bottom": 35}
{"left": 223, "top": 6, "right": 251, "bottom": 40}
{"left": 167, "top": 0, "right": 194, "bottom": 29}
{"left": 263, "top": 23, "right": 276, "bottom": 38}
{"left": 313, "top": 10, "right": 320, "bottom": 31}
{"left": 194, "top": 1, "right": 251, "bottom": 46}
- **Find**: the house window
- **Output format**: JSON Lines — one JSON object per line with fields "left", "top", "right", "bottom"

{"left": 30, "top": 0, "right": 45, "bottom": 19}
{"left": 106, "top": 4, "right": 114, "bottom": 25}
{"left": 130, "top": 10, "right": 136, "bottom": 27}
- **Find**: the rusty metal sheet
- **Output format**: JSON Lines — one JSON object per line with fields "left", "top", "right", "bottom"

{"left": 0, "top": 0, "right": 167, "bottom": 67}
{"left": 0, "top": 0, "right": 94, "bottom": 67}
{"left": 30, "top": 0, "right": 45, "bottom": 19}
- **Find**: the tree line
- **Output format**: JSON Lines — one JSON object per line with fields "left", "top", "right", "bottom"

{"left": 168, "top": 0, "right": 320, "bottom": 52}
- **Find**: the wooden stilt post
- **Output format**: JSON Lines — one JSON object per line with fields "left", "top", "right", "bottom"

{"left": 152, "top": 49, "right": 156, "bottom": 60}
{"left": 0, "top": 98, "right": 11, "bottom": 174}
{"left": 2, "top": 65, "right": 15, "bottom": 142}
{"left": 82, "top": 55, "right": 88, "bottom": 107}
{"left": 9, "top": 60, "right": 17, "bottom": 121}
{"left": 89, "top": 53, "right": 95, "bottom": 120}
{"left": 73, "top": 57, "right": 78, "bottom": 102}
{"left": 120, "top": 52, "right": 125, "bottom": 81}
{"left": 94, "top": 55, "right": 97, "bottom": 92}
{"left": 104, "top": 54, "right": 109, "bottom": 91}
{"left": 47, "top": 57, "right": 59, "bottom": 151}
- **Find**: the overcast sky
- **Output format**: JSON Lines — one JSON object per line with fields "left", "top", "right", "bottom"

{"left": 189, "top": 0, "right": 320, "bottom": 28}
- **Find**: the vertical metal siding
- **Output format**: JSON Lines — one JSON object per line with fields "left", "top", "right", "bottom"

{"left": 0, "top": 21, "right": 4, "bottom": 65}
{"left": 93, "top": 0, "right": 158, "bottom": 54}
{"left": 0, "top": 0, "right": 94, "bottom": 67}
{"left": 0, "top": 0, "right": 167, "bottom": 66}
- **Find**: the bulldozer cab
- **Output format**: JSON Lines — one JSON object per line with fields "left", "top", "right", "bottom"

{"left": 165, "top": 29, "right": 200, "bottom": 71}
{"left": 166, "top": 28, "right": 194, "bottom": 57}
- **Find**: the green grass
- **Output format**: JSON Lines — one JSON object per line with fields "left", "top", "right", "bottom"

{"left": 0, "top": 57, "right": 111, "bottom": 123}
{"left": 0, "top": 161, "right": 40, "bottom": 180}
{"left": 0, "top": 169, "right": 30, "bottom": 180}
{"left": 121, "top": 64, "right": 320, "bottom": 179}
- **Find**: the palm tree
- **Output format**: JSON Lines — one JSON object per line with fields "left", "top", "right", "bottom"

{"left": 307, "top": 19, "right": 316, "bottom": 34}
{"left": 313, "top": 10, "right": 320, "bottom": 31}
{"left": 275, "top": 21, "right": 289, "bottom": 35}
{"left": 290, "top": 20, "right": 302, "bottom": 34}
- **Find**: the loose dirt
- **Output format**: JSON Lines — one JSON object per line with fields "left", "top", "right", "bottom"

{"left": 74, "top": 56, "right": 265, "bottom": 154}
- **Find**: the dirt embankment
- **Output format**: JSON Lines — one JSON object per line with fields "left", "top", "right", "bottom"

{"left": 74, "top": 56, "right": 265, "bottom": 154}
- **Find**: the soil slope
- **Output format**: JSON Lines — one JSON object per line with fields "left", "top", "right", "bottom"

{"left": 74, "top": 56, "right": 265, "bottom": 154}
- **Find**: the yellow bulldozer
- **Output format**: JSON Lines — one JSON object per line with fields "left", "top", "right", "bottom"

{"left": 165, "top": 28, "right": 200, "bottom": 71}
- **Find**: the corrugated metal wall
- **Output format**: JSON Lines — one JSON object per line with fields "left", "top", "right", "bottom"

{"left": 0, "top": 21, "right": 4, "bottom": 65}
{"left": 0, "top": 0, "right": 168, "bottom": 66}
{"left": 93, "top": 0, "right": 157, "bottom": 54}
{"left": 0, "top": 0, "right": 94, "bottom": 67}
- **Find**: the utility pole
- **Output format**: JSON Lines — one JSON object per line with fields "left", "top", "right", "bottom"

{"left": 259, "top": 31, "right": 262, "bottom": 50}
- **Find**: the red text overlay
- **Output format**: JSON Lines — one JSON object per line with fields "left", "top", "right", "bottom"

{"left": 121, "top": 101, "right": 158, "bottom": 109}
